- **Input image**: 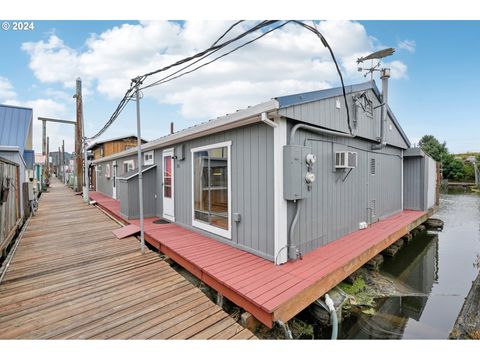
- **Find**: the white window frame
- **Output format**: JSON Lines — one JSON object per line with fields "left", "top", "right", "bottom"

{"left": 191, "top": 140, "right": 232, "bottom": 239}
{"left": 123, "top": 159, "right": 135, "bottom": 173}
{"left": 143, "top": 150, "right": 154, "bottom": 166}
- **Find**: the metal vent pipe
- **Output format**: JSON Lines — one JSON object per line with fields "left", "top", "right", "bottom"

{"left": 372, "top": 68, "right": 390, "bottom": 150}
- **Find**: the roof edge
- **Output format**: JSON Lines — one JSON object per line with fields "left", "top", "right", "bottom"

{"left": 93, "top": 99, "right": 279, "bottom": 164}
{"left": 0, "top": 103, "right": 33, "bottom": 112}
{"left": 117, "top": 164, "right": 157, "bottom": 180}
{"left": 276, "top": 80, "right": 411, "bottom": 148}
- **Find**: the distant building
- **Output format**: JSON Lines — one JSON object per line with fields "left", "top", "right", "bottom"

{"left": 87, "top": 135, "right": 147, "bottom": 190}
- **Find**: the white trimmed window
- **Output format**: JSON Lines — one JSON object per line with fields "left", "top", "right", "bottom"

{"left": 143, "top": 151, "right": 154, "bottom": 165}
{"left": 123, "top": 160, "right": 135, "bottom": 173}
{"left": 191, "top": 141, "right": 232, "bottom": 239}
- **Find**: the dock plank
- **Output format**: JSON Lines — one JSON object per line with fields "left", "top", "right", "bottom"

{"left": 0, "top": 179, "right": 255, "bottom": 340}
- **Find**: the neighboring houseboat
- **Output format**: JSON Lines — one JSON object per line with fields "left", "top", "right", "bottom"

{"left": 92, "top": 80, "right": 437, "bottom": 265}
{"left": 87, "top": 135, "right": 147, "bottom": 190}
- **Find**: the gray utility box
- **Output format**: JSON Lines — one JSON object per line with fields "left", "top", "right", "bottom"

{"left": 283, "top": 144, "right": 312, "bottom": 200}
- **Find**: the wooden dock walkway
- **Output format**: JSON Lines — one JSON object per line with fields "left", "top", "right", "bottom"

{"left": 0, "top": 178, "right": 255, "bottom": 340}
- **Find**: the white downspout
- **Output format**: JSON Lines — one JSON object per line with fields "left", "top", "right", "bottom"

{"left": 401, "top": 149, "right": 404, "bottom": 210}
{"left": 273, "top": 116, "right": 288, "bottom": 265}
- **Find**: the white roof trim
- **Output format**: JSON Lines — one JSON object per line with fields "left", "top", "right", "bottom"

{"left": 0, "top": 145, "right": 21, "bottom": 152}
{"left": 117, "top": 164, "right": 157, "bottom": 180}
{"left": 93, "top": 99, "right": 279, "bottom": 164}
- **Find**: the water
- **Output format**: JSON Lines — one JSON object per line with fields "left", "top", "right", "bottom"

{"left": 339, "top": 190, "right": 480, "bottom": 339}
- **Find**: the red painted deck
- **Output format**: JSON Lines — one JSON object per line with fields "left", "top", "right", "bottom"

{"left": 90, "top": 191, "right": 429, "bottom": 328}
{"left": 112, "top": 224, "right": 140, "bottom": 239}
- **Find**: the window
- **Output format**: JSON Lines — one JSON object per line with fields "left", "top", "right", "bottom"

{"left": 163, "top": 155, "right": 172, "bottom": 198}
{"left": 99, "top": 146, "right": 104, "bottom": 157}
{"left": 191, "top": 141, "right": 231, "bottom": 239}
{"left": 123, "top": 160, "right": 135, "bottom": 173}
{"left": 125, "top": 145, "right": 134, "bottom": 151}
{"left": 105, "top": 163, "right": 111, "bottom": 178}
{"left": 144, "top": 151, "right": 154, "bottom": 165}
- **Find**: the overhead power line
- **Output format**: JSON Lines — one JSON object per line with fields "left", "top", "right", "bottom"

{"left": 140, "top": 21, "right": 291, "bottom": 91}
{"left": 90, "top": 20, "right": 352, "bottom": 139}
{"left": 89, "top": 20, "right": 277, "bottom": 140}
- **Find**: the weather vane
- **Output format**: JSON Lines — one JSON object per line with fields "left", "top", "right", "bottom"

{"left": 357, "top": 48, "right": 395, "bottom": 80}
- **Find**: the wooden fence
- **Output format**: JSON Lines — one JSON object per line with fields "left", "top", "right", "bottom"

{"left": 0, "top": 157, "right": 21, "bottom": 260}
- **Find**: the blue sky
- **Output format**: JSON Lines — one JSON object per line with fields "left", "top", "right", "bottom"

{"left": 0, "top": 20, "right": 478, "bottom": 154}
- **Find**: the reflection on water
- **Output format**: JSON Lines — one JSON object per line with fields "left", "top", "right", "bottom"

{"left": 340, "top": 191, "right": 480, "bottom": 339}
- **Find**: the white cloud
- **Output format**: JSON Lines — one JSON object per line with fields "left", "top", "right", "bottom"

{"left": 398, "top": 39, "right": 416, "bottom": 53}
{"left": 21, "top": 21, "right": 409, "bottom": 127}
{"left": 385, "top": 60, "right": 408, "bottom": 79}
{"left": 21, "top": 36, "right": 80, "bottom": 88}
{"left": 0, "top": 76, "right": 17, "bottom": 101}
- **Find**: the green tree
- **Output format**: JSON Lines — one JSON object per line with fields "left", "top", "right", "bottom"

{"left": 442, "top": 153, "right": 465, "bottom": 181}
{"left": 418, "top": 135, "right": 448, "bottom": 162}
{"left": 463, "top": 162, "right": 475, "bottom": 181}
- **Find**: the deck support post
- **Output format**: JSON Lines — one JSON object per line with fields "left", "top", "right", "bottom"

{"left": 216, "top": 293, "right": 224, "bottom": 308}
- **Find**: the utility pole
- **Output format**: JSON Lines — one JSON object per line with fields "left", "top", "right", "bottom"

{"left": 75, "top": 78, "right": 84, "bottom": 193}
{"left": 42, "top": 119, "right": 47, "bottom": 189}
{"left": 81, "top": 95, "right": 89, "bottom": 202}
{"left": 62, "top": 140, "right": 65, "bottom": 184}
{"left": 58, "top": 147, "right": 61, "bottom": 178}
{"left": 46, "top": 136, "right": 50, "bottom": 183}
{"left": 133, "top": 77, "right": 145, "bottom": 254}
{"left": 83, "top": 136, "right": 89, "bottom": 201}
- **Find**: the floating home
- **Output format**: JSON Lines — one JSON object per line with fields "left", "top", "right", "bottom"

{"left": 92, "top": 80, "right": 437, "bottom": 266}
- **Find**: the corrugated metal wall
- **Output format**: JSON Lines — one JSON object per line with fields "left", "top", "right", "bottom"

{"left": 287, "top": 126, "right": 403, "bottom": 255}
{"left": 279, "top": 89, "right": 408, "bottom": 150}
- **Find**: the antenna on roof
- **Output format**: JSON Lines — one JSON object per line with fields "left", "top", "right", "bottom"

{"left": 357, "top": 47, "right": 395, "bottom": 81}
{"left": 356, "top": 47, "right": 396, "bottom": 151}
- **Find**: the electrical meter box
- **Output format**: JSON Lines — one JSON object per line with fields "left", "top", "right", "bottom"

{"left": 283, "top": 145, "right": 312, "bottom": 200}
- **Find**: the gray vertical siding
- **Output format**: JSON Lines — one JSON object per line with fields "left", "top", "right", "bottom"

{"left": 279, "top": 89, "right": 409, "bottom": 150}
{"left": 403, "top": 156, "right": 425, "bottom": 211}
{"left": 164, "top": 123, "right": 275, "bottom": 260}
{"left": 96, "top": 123, "right": 276, "bottom": 260}
{"left": 118, "top": 168, "right": 157, "bottom": 219}
{"left": 426, "top": 156, "right": 437, "bottom": 209}
{"left": 403, "top": 154, "right": 437, "bottom": 211}
{"left": 95, "top": 155, "right": 138, "bottom": 197}
{"left": 287, "top": 126, "right": 403, "bottom": 255}
{"left": 95, "top": 163, "right": 113, "bottom": 197}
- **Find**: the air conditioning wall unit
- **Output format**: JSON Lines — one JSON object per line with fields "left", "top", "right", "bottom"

{"left": 335, "top": 151, "right": 358, "bottom": 169}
